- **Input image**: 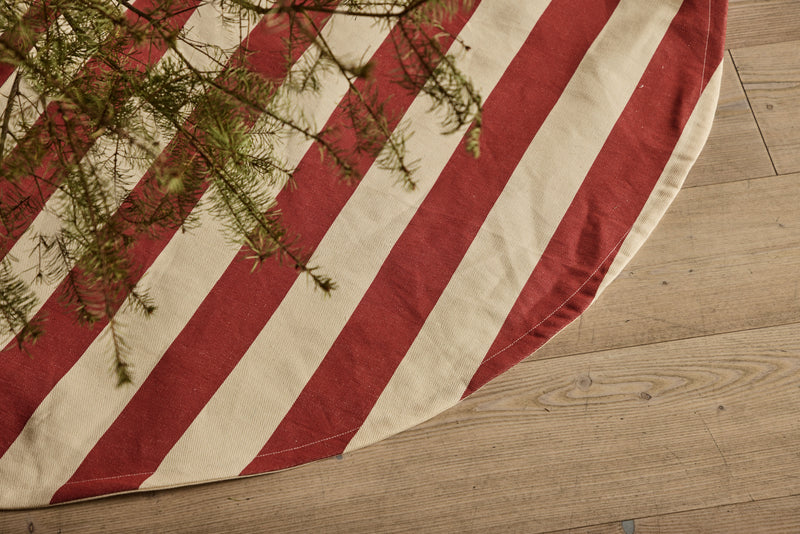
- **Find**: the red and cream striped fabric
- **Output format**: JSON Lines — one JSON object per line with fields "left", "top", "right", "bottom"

{"left": 0, "top": 0, "right": 727, "bottom": 507}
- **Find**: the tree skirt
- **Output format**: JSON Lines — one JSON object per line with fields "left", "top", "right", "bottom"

{"left": 0, "top": 0, "right": 727, "bottom": 507}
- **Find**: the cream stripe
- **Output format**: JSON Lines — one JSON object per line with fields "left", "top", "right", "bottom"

{"left": 141, "top": 0, "right": 553, "bottom": 489}
{"left": 0, "top": 69, "right": 16, "bottom": 111}
{"left": 597, "top": 63, "right": 723, "bottom": 295}
{"left": 0, "top": 0, "right": 249, "bottom": 348}
{"left": 346, "top": 0, "right": 686, "bottom": 453}
{"left": 0, "top": 9, "right": 387, "bottom": 509}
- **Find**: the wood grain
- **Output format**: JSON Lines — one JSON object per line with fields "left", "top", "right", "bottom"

{"left": 547, "top": 494, "right": 800, "bottom": 533}
{"left": 687, "top": 53, "right": 775, "bottom": 187}
{"left": 727, "top": 0, "right": 800, "bottom": 49}
{"left": 732, "top": 40, "right": 800, "bottom": 175}
{"left": 634, "top": 494, "right": 800, "bottom": 533}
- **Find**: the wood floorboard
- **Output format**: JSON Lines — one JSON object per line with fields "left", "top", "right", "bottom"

{"left": 732, "top": 40, "right": 800, "bottom": 175}
{"left": 546, "top": 493, "right": 800, "bottom": 534}
{"left": 2, "top": 3, "right": 799, "bottom": 533}
{"left": 727, "top": 0, "right": 800, "bottom": 49}
{"left": 632, "top": 493, "right": 800, "bottom": 534}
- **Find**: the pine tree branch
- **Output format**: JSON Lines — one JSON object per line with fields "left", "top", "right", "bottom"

{"left": 146, "top": 98, "right": 335, "bottom": 292}
{"left": 113, "top": 0, "right": 359, "bottom": 181}
{"left": 0, "top": 70, "right": 22, "bottom": 156}
{"left": 298, "top": 9, "right": 418, "bottom": 189}
{"left": 234, "top": 0, "right": 431, "bottom": 20}
{"left": 0, "top": 0, "right": 481, "bottom": 384}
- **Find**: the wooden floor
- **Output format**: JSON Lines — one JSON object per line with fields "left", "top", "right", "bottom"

{"left": 2, "top": 1, "right": 799, "bottom": 532}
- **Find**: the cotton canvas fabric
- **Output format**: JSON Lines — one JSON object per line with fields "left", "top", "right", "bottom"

{"left": 0, "top": 0, "right": 727, "bottom": 507}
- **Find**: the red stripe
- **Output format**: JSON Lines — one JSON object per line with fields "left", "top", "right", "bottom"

{"left": 49, "top": 5, "right": 480, "bottom": 504}
{"left": 240, "top": 0, "right": 623, "bottom": 475}
{"left": 0, "top": 0, "right": 199, "bottom": 259}
{"left": 0, "top": 10, "right": 317, "bottom": 464}
{"left": 464, "top": 0, "right": 727, "bottom": 396}
{"left": 0, "top": 0, "right": 58, "bottom": 86}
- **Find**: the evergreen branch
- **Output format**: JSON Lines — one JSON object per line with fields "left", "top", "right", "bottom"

{"left": 0, "top": 70, "right": 22, "bottom": 156}
{"left": 106, "top": 312, "right": 132, "bottom": 385}
{"left": 147, "top": 98, "right": 336, "bottom": 292}
{"left": 233, "top": 0, "right": 431, "bottom": 20}
{"left": 0, "top": 0, "right": 482, "bottom": 383}
{"left": 112, "top": 1, "right": 359, "bottom": 181}
{"left": 394, "top": 15, "right": 479, "bottom": 129}
{"left": 298, "top": 9, "right": 418, "bottom": 189}
{"left": 0, "top": 258, "right": 42, "bottom": 351}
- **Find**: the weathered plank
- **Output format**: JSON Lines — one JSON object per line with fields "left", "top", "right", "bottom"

{"left": 687, "top": 53, "right": 775, "bottom": 187}
{"left": 732, "top": 40, "right": 800, "bottom": 175}
{"left": 3, "top": 322, "right": 799, "bottom": 533}
{"left": 727, "top": 0, "right": 800, "bottom": 49}
{"left": 547, "top": 521, "right": 627, "bottom": 534}
{"left": 545, "top": 494, "right": 800, "bottom": 533}
{"left": 536, "top": 172, "right": 800, "bottom": 360}
{"left": 633, "top": 494, "right": 800, "bottom": 533}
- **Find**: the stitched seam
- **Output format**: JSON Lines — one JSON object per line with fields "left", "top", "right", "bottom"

{"left": 251, "top": 428, "right": 359, "bottom": 459}
{"left": 64, "top": 428, "right": 360, "bottom": 486}
{"left": 481, "top": 231, "right": 629, "bottom": 367}
{"left": 62, "top": 471, "right": 159, "bottom": 485}
{"left": 699, "top": 0, "right": 712, "bottom": 100}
